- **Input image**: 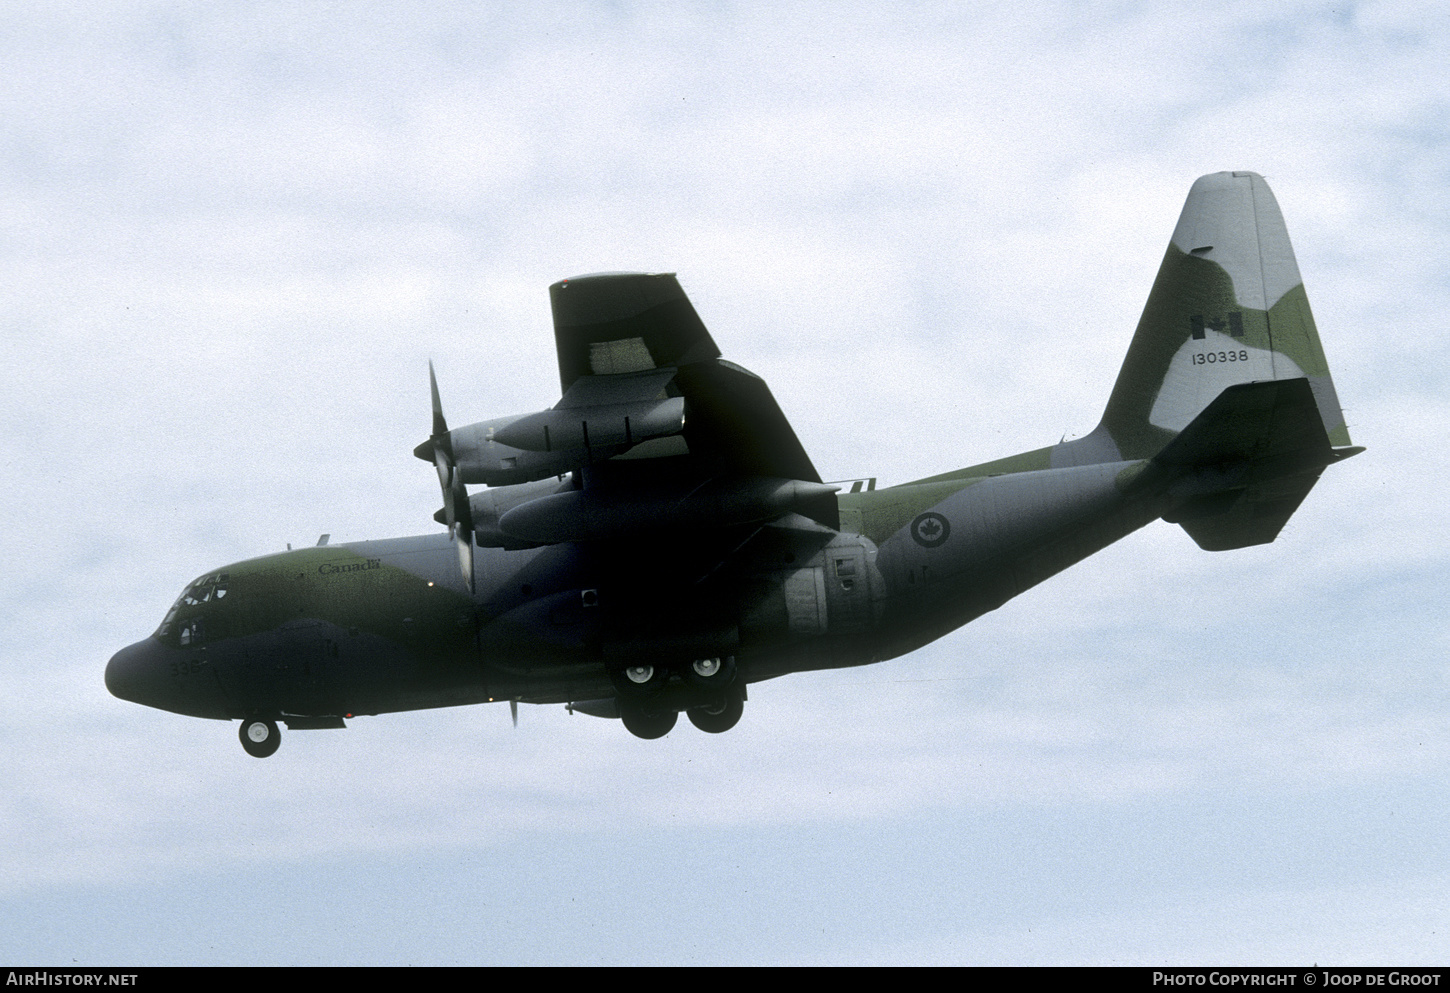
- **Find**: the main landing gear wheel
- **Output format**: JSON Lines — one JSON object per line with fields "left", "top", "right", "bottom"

{"left": 683, "top": 655, "right": 736, "bottom": 690}
{"left": 239, "top": 717, "right": 281, "bottom": 758}
{"left": 618, "top": 699, "right": 678, "bottom": 740}
{"left": 610, "top": 663, "right": 670, "bottom": 697}
{"left": 687, "top": 692, "right": 744, "bottom": 734}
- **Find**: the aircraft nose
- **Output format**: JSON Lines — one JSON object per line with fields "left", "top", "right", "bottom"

{"left": 106, "top": 638, "right": 165, "bottom": 706}
{"left": 106, "top": 637, "right": 234, "bottom": 718}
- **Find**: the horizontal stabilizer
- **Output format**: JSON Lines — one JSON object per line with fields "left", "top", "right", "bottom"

{"left": 1145, "top": 377, "right": 1359, "bottom": 551}
{"left": 1154, "top": 377, "right": 1331, "bottom": 478}
{"left": 1175, "top": 472, "right": 1320, "bottom": 551}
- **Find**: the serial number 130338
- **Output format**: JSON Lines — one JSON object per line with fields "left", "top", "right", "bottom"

{"left": 1193, "top": 350, "right": 1250, "bottom": 365}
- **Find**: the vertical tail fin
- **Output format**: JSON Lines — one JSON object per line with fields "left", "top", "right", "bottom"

{"left": 1097, "top": 171, "right": 1352, "bottom": 461}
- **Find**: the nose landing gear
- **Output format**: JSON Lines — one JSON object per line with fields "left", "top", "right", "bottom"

{"left": 239, "top": 717, "right": 280, "bottom": 758}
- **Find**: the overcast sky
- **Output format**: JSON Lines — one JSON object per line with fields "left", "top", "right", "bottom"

{"left": 2, "top": 1, "right": 1448, "bottom": 965}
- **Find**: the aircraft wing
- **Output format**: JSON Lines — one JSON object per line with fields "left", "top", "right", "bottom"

{"left": 549, "top": 272, "right": 822, "bottom": 484}
{"left": 423, "top": 272, "right": 837, "bottom": 550}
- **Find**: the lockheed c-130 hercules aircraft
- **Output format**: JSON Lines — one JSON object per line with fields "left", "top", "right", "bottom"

{"left": 107, "top": 172, "right": 1361, "bottom": 755}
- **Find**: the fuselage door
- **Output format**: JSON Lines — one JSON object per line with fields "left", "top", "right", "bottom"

{"left": 824, "top": 540, "right": 872, "bottom": 634}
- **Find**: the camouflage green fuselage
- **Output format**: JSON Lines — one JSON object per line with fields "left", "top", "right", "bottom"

{"left": 125, "top": 453, "right": 1159, "bottom": 723}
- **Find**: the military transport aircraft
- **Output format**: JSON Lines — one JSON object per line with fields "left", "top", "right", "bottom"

{"left": 107, "top": 172, "right": 1361, "bottom": 755}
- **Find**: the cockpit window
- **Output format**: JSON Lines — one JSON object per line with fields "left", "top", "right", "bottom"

{"left": 155, "top": 572, "right": 229, "bottom": 640}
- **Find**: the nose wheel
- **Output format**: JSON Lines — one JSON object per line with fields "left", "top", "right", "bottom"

{"left": 239, "top": 717, "right": 281, "bottom": 758}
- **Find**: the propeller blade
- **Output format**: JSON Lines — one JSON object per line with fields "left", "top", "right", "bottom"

{"left": 434, "top": 447, "right": 456, "bottom": 514}
{"left": 510, "top": 699, "right": 518, "bottom": 728}
{"left": 426, "top": 361, "right": 474, "bottom": 592}
{"left": 456, "top": 531, "right": 473, "bottom": 594}
{"left": 429, "top": 360, "right": 449, "bottom": 440}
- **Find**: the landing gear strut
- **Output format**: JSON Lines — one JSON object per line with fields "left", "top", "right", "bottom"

{"left": 239, "top": 717, "right": 280, "bottom": 758}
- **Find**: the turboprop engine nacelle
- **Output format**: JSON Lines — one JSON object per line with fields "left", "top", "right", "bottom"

{"left": 462, "top": 476, "right": 571, "bottom": 549}
{"left": 420, "top": 415, "right": 623, "bottom": 488}
{"left": 416, "top": 366, "right": 691, "bottom": 487}
{"left": 497, "top": 476, "right": 840, "bottom": 545}
{"left": 491, "top": 396, "right": 686, "bottom": 453}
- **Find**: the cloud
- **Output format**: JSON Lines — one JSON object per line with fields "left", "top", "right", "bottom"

{"left": 2, "top": 1, "right": 1447, "bottom": 964}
